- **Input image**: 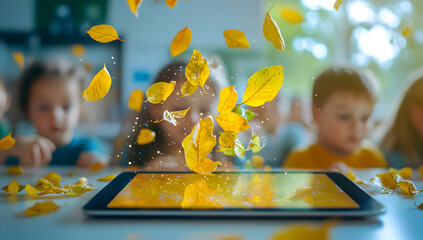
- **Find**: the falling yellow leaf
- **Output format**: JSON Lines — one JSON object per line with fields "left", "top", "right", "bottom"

{"left": 170, "top": 25, "right": 192, "bottom": 57}
{"left": 217, "top": 86, "right": 238, "bottom": 114}
{"left": 22, "top": 201, "right": 61, "bottom": 216}
{"left": 419, "top": 166, "right": 423, "bottom": 179}
{"left": 127, "top": 0, "right": 142, "bottom": 18}
{"left": 185, "top": 49, "right": 209, "bottom": 94}
{"left": 0, "top": 132, "right": 15, "bottom": 150}
{"left": 180, "top": 80, "right": 198, "bottom": 97}
{"left": 402, "top": 27, "right": 411, "bottom": 37}
{"left": 182, "top": 117, "right": 221, "bottom": 175}
{"left": 44, "top": 172, "right": 62, "bottom": 187}
{"left": 223, "top": 29, "right": 250, "bottom": 49}
{"left": 333, "top": 0, "right": 343, "bottom": 10}
{"left": 71, "top": 44, "right": 85, "bottom": 58}
{"left": 97, "top": 174, "right": 116, "bottom": 182}
{"left": 25, "top": 184, "right": 39, "bottom": 198}
{"left": 241, "top": 66, "right": 284, "bottom": 107}
{"left": 263, "top": 6, "right": 285, "bottom": 53}
{"left": 247, "top": 131, "right": 264, "bottom": 153}
{"left": 13, "top": 52, "right": 24, "bottom": 69}
{"left": 270, "top": 222, "right": 332, "bottom": 240}
{"left": 89, "top": 162, "right": 105, "bottom": 172}
{"left": 137, "top": 128, "right": 156, "bottom": 145}
{"left": 64, "top": 184, "right": 94, "bottom": 196}
{"left": 281, "top": 7, "right": 303, "bottom": 24}
{"left": 181, "top": 179, "right": 222, "bottom": 208}
{"left": 87, "top": 24, "right": 124, "bottom": 43}
{"left": 218, "top": 131, "right": 246, "bottom": 159}
{"left": 166, "top": 0, "right": 177, "bottom": 9}
{"left": 82, "top": 63, "right": 112, "bottom": 101}
{"left": 128, "top": 89, "right": 144, "bottom": 111}
{"left": 6, "top": 165, "right": 23, "bottom": 175}
{"left": 215, "top": 112, "right": 250, "bottom": 133}
{"left": 398, "top": 180, "right": 419, "bottom": 196}
{"left": 399, "top": 167, "right": 412, "bottom": 179}
{"left": 146, "top": 81, "right": 176, "bottom": 104}
{"left": 154, "top": 107, "right": 190, "bottom": 126}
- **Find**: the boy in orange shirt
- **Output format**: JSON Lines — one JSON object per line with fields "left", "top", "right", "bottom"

{"left": 283, "top": 66, "right": 387, "bottom": 170}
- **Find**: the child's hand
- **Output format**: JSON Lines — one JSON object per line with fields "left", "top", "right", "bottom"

{"left": 13, "top": 136, "right": 56, "bottom": 167}
{"left": 76, "top": 152, "right": 108, "bottom": 168}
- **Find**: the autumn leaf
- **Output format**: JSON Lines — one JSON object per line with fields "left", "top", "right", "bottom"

{"left": 263, "top": 6, "right": 286, "bottom": 53}
{"left": 251, "top": 155, "right": 264, "bottom": 168}
{"left": 223, "top": 29, "right": 250, "bottom": 49}
{"left": 370, "top": 170, "right": 402, "bottom": 194}
{"left": 127, "top": 0, "right": 142, "bottom": 18}
{"left": 218, "top": 131, "right": 246, "bottom": 159}
{"left": 419, "top": 166, "right": 423, "bottom": 179}
{"left": 233, "top": 106, "right": 256, "bottom": 121}
{"left": 97, "top": 174, "right": 116, "bottom": 182}
{"left": 333, "top": 0, "right": 343, "bottom": 10}
{"left": 269, "top": 222, "right": 332, "bottom": 240}
{"left": 44, "top": 172, "right": 62, "bottom": 187}
{"left": 182, "top": 117, "right": 221, "bottom": 175}
{"left": 75, "top": 177, "right": 88, "bottom": 185}
{"left": 89, "top": 162, "right": 106, "bottom": 172}
{"left": 217, "top": 86, "right": 238, "bottom": 114}
{"left": 398, "top": 180, "right": 419, "bottom": 196}
{"left": 247, "top": 131, "right": 264, "bottom": 153}
{"left": 281, "top": 7, "right": 303, "bottom": 24}
{"left": 166, "top": 0, "right": 177, "bottom": 9}
{"left": 402, "top": 27, "right": 411, "bottom": 37}
{"left": 170, "top": 25, "right": 192, "bottom": 57}
{"left": 3, "top": 180, "right": 24, "bottom": 194}
{"left": 0, "top": 132, "right": 15, "bottom": 150}
{"left": 185, "top": 49, "right": 209, "bottom": 94}
{"left": 86, "top": 24, "right": 124, "bottom": 43}
{"left": 215, "top": 112, "right": 250, "bottom": 133}
{"left": 345, "top": 169, "right": 367, "bottom": 185}
{"left": 146, "top": 81, "right": 176, "bottom": 104}
{"left": 180, "top": 80, "right": 198, "bottom": 97}
{"left": 64, "top": 184, "right": 94, "bottom": 196}
{"left": 154, "top": 107, "right": 190, "bottom": 126}
{"left": 241, "top": 66, "right": 284, "bottom": 107}
{"left": 128, "top": 89, "right": 144, "bottom": 111}
{"left": 13, "top": 52, "right": 24, "bottom": 69}
{"left": 181, "top": 179, "right": 222, "bottom": 208}
{"left": 399, "top": 167, "right": 412, "bottom": 179}
{"left": 34, "top": 178, "right": 55, "bottom": 191}
{"left": 137, "top": 128, "right": 156, "bottom": 145}
{"left": 22, "top": 201, "right": 61, "bottom": 217}
{"left": 25, "top": 184, "right": 39, "bottom": 198}
{"left": 418, "top": 202, "right": 423, "bottom": 210}
{"left": 71, "top": 44, "right": 85, "bottom": 58}
{"left": 6, "top": 165, "right": 23, "bottom": 175}
{"left": 82, "top": 63, "right": 112, "bottom": 101}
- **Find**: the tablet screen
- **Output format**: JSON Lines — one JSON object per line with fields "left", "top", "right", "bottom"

{"left": 107, "top": 172, "right": 359, "bottom": 209}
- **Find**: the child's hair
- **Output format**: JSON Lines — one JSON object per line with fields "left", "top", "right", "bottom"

{"left": 380, "top": 69, "right": 423, "bottom": 166}
{"left": 312, "top": 66, "right": 379, "bottom": 108}
{"left": 18, "top": 59, "right": 87, "bottom": 117}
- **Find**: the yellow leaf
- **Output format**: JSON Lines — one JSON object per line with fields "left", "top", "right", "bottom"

{"left": 128, "top": 89, "right": 144, "bottom": 111}
{"left": 0, "top": 132, "right": 15, "bottom": 150}
{"left": 182, "top": 117, "right": 221, "bottom": 175}
{"left": 218, "top": 131, "right": 245, "bottom": 159}
{"left": 2, "top": 183, "right": 24, "bottom": 193}
{"left": 75, "top": 177, "right": 88, "bottom": 185}
{"left": 281, "top": 7, "right": 303, "bottom": 24}
{"left": 223, "top": 29, "right": 249, "bottom": 49}
{"left": 241, "top": 66, "right": 284, "bottom": 107}
{"left": 22, "top": 201, "right": 61, "bottom": 216}
{"left": 86, "top": 24, "right": 124, "bottom": 43}
{"left": 418, "top": 202, "right": 423, "bottom": 210}
{"left": 399, "top": 167, "right": 412, "bottom": 179}
{"left": 64, "top": 184, "right": 94, "bottom": 196}
{"left": 71, "top": 44, "right": 85, "bottom": 58}
{"left": 180, "top": 80, "right": 198, "bottom": 97}
{"left": 137, "top": 128, "right": 156, "bottom": 145}
{"left": 25, "top": 184, "right": 39, "bottom": 198}
{"left": 8, "top": 180, "right": 20, "bottom": 194}
{"left": 170, "top": 25, "right": 192, "bottom": 57}
{"left": 333, "top": 0, "right": 343, "bottom": 10}
{"left": 82, "top": 63, "right": 112, "bottom": 101}
{"left": 345, "top": 169, "right": 367, "bottom": 185}
{"left": 34, "top": 178, "right": 55, "bottom": 191}
{"left": 263, "top": 6, "right": 286, "bottom": 53}
{"left": 6, "top": 165, "right": 23, "bottom": 175}
{"left": 419, "top": 165, "right": 423, "bottom": 179}
{"left": 97, "top": 174, "right": 116, "bottom": 182}
{"left": 217, "top": 86, "right": 238, "bottom": 114}
{"left": 44, "top": 172, "right": 62, "bottom": 187}
{"left": 166, "top": 0, "right": 177, "bottom": 9}
{"left": 270, "top": 222, "right": 332, "bottom": 240}
{"left": 398, "top": 180, "right": 419, "bottom": 196}
{"left": 154, "top": 107, "right": 190, "bottom": 126}
{"left": 146, "top": 81, "right": 176, "bottom": 104}
{"left": 252, "top": 155, "right": 264, "bottom": 169}
{"left": 13, "top": 52, "right": 24, "bottom": 69}
{"left": 89, "top": 162, "right": 105, "bottom": 172}
{"left": 215, "top": 112, "right": 250, "bottom": 133}
{"left": 370, "top": 169, "right": 402, "bottom": 194}
{"left": 247, "top": 131, "right": 264, "bottom": 153}
{"left": 185, "top": 49, "right": 209, "bottom": 94}
{"left": 402, "top": 27, "right": 411, "bottom": 37}
{"left": 181, "top": 179, "right": 222, "bottom": 208}
{"left": 127, "top": 0, "right": 142, "bottom": 18}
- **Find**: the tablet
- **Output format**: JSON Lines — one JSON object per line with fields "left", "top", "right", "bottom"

{"left": 83, "top": 171, "right": 386, "bottom": 217}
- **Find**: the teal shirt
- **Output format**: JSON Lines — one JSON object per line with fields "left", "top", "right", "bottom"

{"left": 0, "top": 121, "right": 11, "bottom": 138}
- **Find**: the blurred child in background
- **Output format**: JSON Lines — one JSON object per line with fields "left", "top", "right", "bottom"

{"left": 379, "top": 69, "right": 423, "bottom": 168}
{"left": 0, "top": 59, "right": 107, "bottom": 167}
{"left": 0, "top": 77, "right": 11, "bottom": 138}
{"left": 283, "top": 66, "right": 387, "bottom": 170}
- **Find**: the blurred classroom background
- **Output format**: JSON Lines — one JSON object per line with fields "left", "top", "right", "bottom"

{"left": 0, "top": 0, "right": 422, "bottom": 157}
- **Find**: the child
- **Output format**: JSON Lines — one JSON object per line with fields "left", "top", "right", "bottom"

{"left": 283, "top": 66, "right": 387, "bottom": 170}
{"left": 379, "top": 69, "right": 423, "bottom": 168}
{"left": 0, "top": 77, "right": 11, "bottom": 138}
{"left": 119, "top": 58, "right": 233, "bottom": 170}
{"left": 0, "top": 59, "right": 107, "bottom": 167}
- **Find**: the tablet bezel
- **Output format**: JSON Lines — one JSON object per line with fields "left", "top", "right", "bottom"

{"left": 83, "top": 171, "right": 386, "bottom": 217}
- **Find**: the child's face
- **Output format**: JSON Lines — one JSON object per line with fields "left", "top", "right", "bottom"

{"left": 314, "top": 92, "right": 374, "bottom": 155}
{"left": 27, "top": 76, "right": 81, "bottom": 146}
{"left": 410, "top": 103, "right": 423, "bottom": 139}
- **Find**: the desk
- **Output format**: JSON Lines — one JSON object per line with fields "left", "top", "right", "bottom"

{"left": 0, "top": 167, "right": 422, "bottom": 240}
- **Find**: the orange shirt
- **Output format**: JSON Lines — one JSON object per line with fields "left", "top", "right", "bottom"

{"left": 283, "top": 141, "right": 387, "bottom": 170}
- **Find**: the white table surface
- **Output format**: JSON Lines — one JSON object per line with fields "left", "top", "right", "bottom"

{"left": 0, "top": 167, "right": 422, "bottom": 240}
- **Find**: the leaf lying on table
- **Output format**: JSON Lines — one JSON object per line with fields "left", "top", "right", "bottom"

{"left": 6, "top": 165, "right": 23, "bottom": 175}
{"left": 398, "top": 180, "right": 419, "bottom": 196}
{"left": 44, "top": 172, "right": 62, "bottom": 187}
{"left": 344, "top": 169, "right": 368, "bottom": 185}
{"left": 0, "top": 132, "right": 15, "bottom": 150}
{"left": 2, "top": 179, "right": 25, "bottom": 194}
{"left": 269, "top": 222, "right": 332, "bottom": 240}
{"left": 22, "top": 201, "right": 61, "bottom": 217}
{"left": 63, "top": 184, "right": 95, "bottom": 197}
{"left": 75, "top": 177, "right": 88, "bottom": 185}
{"left": 418, "top": 202, "right": 423, "bottom": 210}
{"left": 97, "top": 174, "right": 116, "bottom": 182}
{"left": 25, "top": 184, "right": 39, "bottom": 198}
{"left": 370, "top": 169, "right": 402, "bottom": 194}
